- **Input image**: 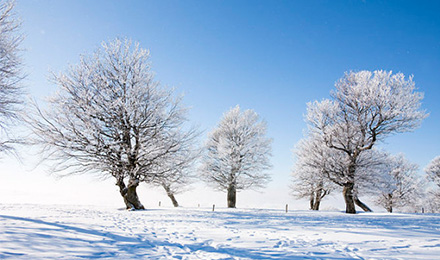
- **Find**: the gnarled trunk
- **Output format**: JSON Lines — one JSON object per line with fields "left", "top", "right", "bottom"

{"left": 312, "top": 198, "right": 321, "bottom": 210}
{"left": 309, "top": 193, "right": 315, "bottom": 210}
{"left": 310, "top": 190, "right": 321, "bottom": 211}
{"left": 163, "top": 184, "right": 179, "bottom": 207}
{"left": 385, "top": 193, "right": 393, "bottom": 213}
{"left": 343, "top": 182, "right": 356, "bottom": 214}
{"left": 354, "top": 195, "right": 372, "bottom": 212}
{"left": 227, "top": 184, "right": 236, "bottom": 208}
{"left": 312, "top": 191, "right": 322, "bottom": 210}
{"left": 116, "top": 177, "right": 145, "bottom": 210}
{"left": 311, "top": 185, "right": 327, "bottom": 211}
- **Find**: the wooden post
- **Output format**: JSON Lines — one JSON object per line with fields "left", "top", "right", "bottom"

{"left": 286, "top": 204, "right": 288, "bottom": 213}
{"left": 422, "top": 207, "right": 424, "bottom": 214}
{"left": 159, "top": 201, "right": 161, "bottom": 207}
{"left": 212, "top": 204, "right": 215, "bottom": 212}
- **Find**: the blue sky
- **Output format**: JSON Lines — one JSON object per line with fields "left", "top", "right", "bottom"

{"left": 4, "top": 0, "right": 439, "bottom": 208}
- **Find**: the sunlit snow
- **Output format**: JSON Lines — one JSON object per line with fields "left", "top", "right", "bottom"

{"left": 1, "top": 204, "right": 439, "bottom": 259}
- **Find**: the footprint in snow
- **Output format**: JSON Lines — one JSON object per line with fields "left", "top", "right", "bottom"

{"left": 226, "top": 236, "right": 240, "bottom": 241}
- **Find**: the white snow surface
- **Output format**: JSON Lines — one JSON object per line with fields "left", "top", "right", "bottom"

{"left": 1, "top": 204, "right": 439, "bottom": 259}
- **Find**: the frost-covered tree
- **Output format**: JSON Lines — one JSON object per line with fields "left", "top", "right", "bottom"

{"left": 293, "top": 134, "right": 387, "bottom": 211}
{"left": 291, "top": 135, "right": 337, "bottom": 210}
{"left": 424, "top": 156, "right": 440, "bottom": 212}
{"left": 158, "top": 175, "right": 190, "bottom": 207}
{"left": 307, "top": 70, "right": 427, "bottom": 213}
{"left": 151, "top": 146, "right": 199, "bottom": 207}
{"left": 200, "top": 105, "right": 272, "bottom": 208}
{"left": 425, "top": 156, "right": 440, "bottom": 187}
{"left": 0, "top": 0, "right": 24, "bottom": 154}
{"left": 374, "top": 154, "right": 423, "bottom": 213}
{"left": 157, "top": 170, "right": 194, "bottom": 207}
{"left": 27, "top": 38, "right": 197, "bottom": 210}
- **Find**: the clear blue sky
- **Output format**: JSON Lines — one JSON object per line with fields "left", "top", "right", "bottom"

{"left": 8, "top": 0, "right": 440, "bottom": 207}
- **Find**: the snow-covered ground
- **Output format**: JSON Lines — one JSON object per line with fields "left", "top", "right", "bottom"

{"left": 0, "top": 204, "right": 439, "bottom": 259}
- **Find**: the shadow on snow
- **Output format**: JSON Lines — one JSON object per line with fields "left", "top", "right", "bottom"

{"left": 0, "top": 214, "right": 353, "bottom": 259}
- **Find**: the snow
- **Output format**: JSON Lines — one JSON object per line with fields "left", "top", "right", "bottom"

{"left": 1, "top": 204, "right": 439, "bottom": 259}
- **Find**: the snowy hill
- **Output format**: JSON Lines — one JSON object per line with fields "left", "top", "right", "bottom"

{"left": 1, "top": 204, "right": 439, "bottom": 259}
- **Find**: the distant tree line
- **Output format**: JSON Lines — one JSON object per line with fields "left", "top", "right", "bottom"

{"left": 1, "top": 0, "right": 439, "bottom": 213}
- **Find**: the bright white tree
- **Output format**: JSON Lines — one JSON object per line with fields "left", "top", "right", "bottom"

{"left": 292, "top": 133, "right": 387, "bottom": 211}
{"left": 200, "top": 105, "right": 272, "bottom": 208}
{"left": 151, "top": 146, "right": 199, "bottom": 207}
{"left": 27, "top": 38, "right": 197, "bottom": 210}
{"left": 0, "top": 0, "right": 24, "bottom": 154}
{"left": 306, "top": 70, "right": 427, "bottom": 213}
{"left": 374, "top": 154, "right": 423, "bottom": 213}
{"left": 291, "top": 135, "right": 337, "bottom": 210}
{"left": 425, "top": 156, "right": 440, "bottom": 187}
{"left": 424, "top": 156, "right": 440, "bottom": 212}
{"left": 157, "top": 170, "right": 194, "bottom": 207}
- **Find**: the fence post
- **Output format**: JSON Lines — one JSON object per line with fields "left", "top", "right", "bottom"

{"left": 212, "top": 204, "right": 215, "bottom": 212}
{"left": 286, "top": 204, "right": 288, "bottom": 213}
{"left": 159, "top": 201, "right": 161, "bottom": 207}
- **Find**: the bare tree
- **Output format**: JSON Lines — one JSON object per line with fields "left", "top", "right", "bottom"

{"left": 374, "top": 154, "right": 423, "bottom": 213}
{"left": 200, "top": 105, "right": 272, "bottom": 208}
{"left": 291, "top": 135, "right": 337, "bottom": 210}
{"left": 0, "top": 0, "right": 24, "bottom": 154}
{"left": 27, "top": 38, "right": 197, "bottom": 210}
{"left": 306, "top": 70, "right": 427, "bottom": 213}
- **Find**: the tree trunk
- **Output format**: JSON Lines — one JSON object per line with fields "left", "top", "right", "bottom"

{"left": 386, "top": 193, "right": 393, "bottom": 213}
{"left": 163, "top": 184, "right": 179, "bottom": 207}
{"left": 227, "top": 184, "right": 236, "bottom": 208}
{"left": 168, "top": 193, "right": 179, "bottom": 207}
{"left": 312, "top": 197, "right": 321, "bottom": 210}
{"left": 116, "top": 177, "right": 145, "bottom": 210}
{"left": 354, "top": 195, "right": 372, "bottom": 212}
{"left": 343, "top": 182, "right": 356, "bottom": 214}
{"left": 309, "top": 193, "right": 315, "bottom": 210}
{"left": 312, "top": 186, "right": 326, "bottom": 211}
{"left": 312, "top": 191, "right": 322, "bottom": 211}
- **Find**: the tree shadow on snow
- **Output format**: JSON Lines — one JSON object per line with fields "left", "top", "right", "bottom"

{"left": 0, "top": 214, "right": 153, "bottom": 259}
{"left": 0, "top": 214, "right": 354, "bottom": 259}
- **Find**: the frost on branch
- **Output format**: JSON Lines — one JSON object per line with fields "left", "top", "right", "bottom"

{"left": 425, "top": 156, "right": 440, "bottom": 187}
{"left": 424, "top": 156, "right": 440, "bottom": 212}
{"left": 149, "top": 141, "right": 200, "bottom": 207}
{"left": 200, "top": 105, "right": 272, "bottom": 208}
{"left": 0, "top": 0, "right": 24, "bottom": 154}
{"left": 291, "top": 135, "right": 338, "bottom": 210}
{"left": 374, "top": 154, "right": 424, "bottom": 213}
{"left": 27, "top": 38, "right": 197, "bottom": 210}
{"left": 305, "top": 70, "right": 427, "bottom": 214}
